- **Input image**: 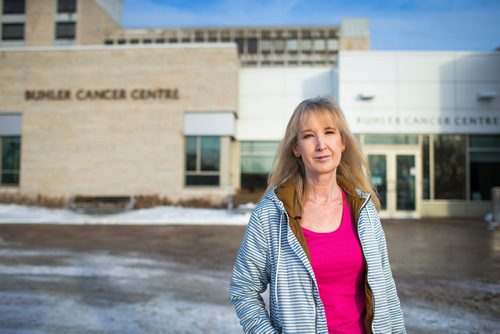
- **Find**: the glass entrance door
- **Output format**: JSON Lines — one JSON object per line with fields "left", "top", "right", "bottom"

{"left": 367, "top": 149, "right": 420, "bottom": 218}
{"left": 396, "top": 155, "right": 416, "bottom": 211}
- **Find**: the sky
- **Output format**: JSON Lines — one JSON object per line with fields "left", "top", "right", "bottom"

{"left": 122, "top": 0, "right": 500, "bottom": 52}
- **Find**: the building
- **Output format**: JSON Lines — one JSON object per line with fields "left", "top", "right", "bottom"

{"left": 106, "top": 18, "right": 369, "bottom": 67}
{"left": 339, "top": 51, "right": 500, "bottom": 218}
{"left": 1, "top": 0, "right": 499, "bottom": 217}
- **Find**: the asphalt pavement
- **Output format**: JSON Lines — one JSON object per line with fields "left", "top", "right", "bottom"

{"left": 0, "top": 218, "right": 499, "bottom": 333}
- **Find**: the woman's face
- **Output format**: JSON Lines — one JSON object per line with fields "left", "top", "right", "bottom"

{"left": 293, "top": 111, "right": 344, "bottom": 179}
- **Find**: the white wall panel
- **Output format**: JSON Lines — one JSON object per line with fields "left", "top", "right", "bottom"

{"left": 238, "top": 68, "right": 338, "bottom": 140}
{"left": 398, "top": 83, "right": 455, "bottom": 110}
{"left": 456, "top": 53, "right": 500, "bottom": 81}
{"left": 341, "top": 82, "right": 397, "bottom": 110}
{"left": 184, "top": 112, "right": 235, "bottom": 136}
{"left": 339, "top": 51, "right": 500, "bottom": 134}
{"left": 339, "top": 52, "right": 397, "bottom": 82}
{"left": 397, "top": 53, "right": 456, "bottom": 82}
{"left": 456, "top": 83, "right": 500, "bottom": 110}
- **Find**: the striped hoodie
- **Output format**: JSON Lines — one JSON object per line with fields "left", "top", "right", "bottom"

{"left": 229, "top": 186, "right": 406, "bottom": 333}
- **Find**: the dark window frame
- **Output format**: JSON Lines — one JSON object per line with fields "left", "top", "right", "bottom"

{"left": 185, "top": 136, "right": 221, "bottom": 186}
{"left": 3, "top": 0, "right": 25, "bottom": 14}
{"left": 1, "top": 136, "right": 21, "bottom": 186}
{"left": 55, "top": 21, "right": 76, "bottom": 40}
{"left": 57, "top": 0, "right": 77, "bottom": 13}
{"left": 1, "top": 22, "right": 24, "bottom": 40}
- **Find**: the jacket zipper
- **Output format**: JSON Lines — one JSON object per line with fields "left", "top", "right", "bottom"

{"left": 357, "top": 195, "right": 376, "bottom": 334}
{"left": 282, "top": 208, "right": 320, "bottom": 333}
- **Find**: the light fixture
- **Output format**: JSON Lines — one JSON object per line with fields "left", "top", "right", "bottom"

{"left": 477, "top": 91, "right": 497, "bottom": 100}
{"left": 358, "top": 92, "right": 375, "bottom": 101}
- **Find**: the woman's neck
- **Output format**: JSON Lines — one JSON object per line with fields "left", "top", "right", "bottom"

{"left": 305, "top": 173, "right": 340, "bottom": 205}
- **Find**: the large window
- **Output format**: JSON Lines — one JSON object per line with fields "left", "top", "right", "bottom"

{"left": 247, "top": 38, "right": 257, "bottom": 54}
{"left": 1, "top": 23, "right": 24, "bottom": 40}
{"left": 57, "top": 0, "right": 77, "bottom": 13}
{"left": 240, "top": 141, "right": 278, "bottom": 192}
{"left": 55, "top": 22, "right": 76, "bottom": 40}
{"left": 368, "top": 155, "right": 387, "bottom": 210}
{"left": 3, "top": 0, "right": 25, "bottom": 14}
{"left": 422, "top": 135, "right": 430, "bottom": 199}
{"left": 434, "top": 135, "right": 466, "bottom": 199}
{"left": 1, "top": 136, "right": 21, "bottom": 186}
{"left": 469, "top": 135, "right": 500, "bottom": 201}
{"left": 234, "top": 38, "right": 244, "bottom": 54}
{"left": 185, "top": 136, "right": 220, "bottom": 186}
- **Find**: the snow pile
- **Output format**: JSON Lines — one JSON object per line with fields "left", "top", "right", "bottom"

{"left": 0, "top": 204, "right": 252, "bottom": 225}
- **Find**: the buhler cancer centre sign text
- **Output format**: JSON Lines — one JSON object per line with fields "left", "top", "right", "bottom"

{"left": 24, "top": 88, "right": 179, "bottom": 101}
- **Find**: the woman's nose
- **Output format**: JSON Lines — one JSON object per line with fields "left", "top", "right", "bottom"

{"left": 316, "top": 136, "right": 326, "bottom": 150}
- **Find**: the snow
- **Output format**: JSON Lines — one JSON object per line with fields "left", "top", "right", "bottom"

{"left": 0, "top": 204, "right": 251, "bottom": 225}
{"left": 0, "top": 247, "right": 241, "bottom": 333}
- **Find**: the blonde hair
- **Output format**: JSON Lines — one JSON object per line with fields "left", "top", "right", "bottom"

{"left": 267, "top": 96, "right": 381, "bottom": 211}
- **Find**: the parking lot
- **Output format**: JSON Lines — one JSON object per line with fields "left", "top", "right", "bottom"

{"left": 0, "top": 218, "right": 499, "bottom": 333}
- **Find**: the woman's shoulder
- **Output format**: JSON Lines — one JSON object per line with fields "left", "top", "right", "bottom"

{"left": 247, "top": 189, "right": 284, "bottom": 227}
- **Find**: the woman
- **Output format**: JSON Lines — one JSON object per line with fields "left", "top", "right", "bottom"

{"left": 229, "top": 96, "right": 406, "bottom": 333}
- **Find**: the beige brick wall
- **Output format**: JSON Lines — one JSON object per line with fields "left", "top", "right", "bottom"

{"left": 25, "top": 0, "right": 56, "bottom": 46}
{"left": 78, "top": 0, "right": 120, "bottom": 45}
{"left": 0, "top": 45, "right": 239, "bottom": 201}
{"left": 340, "top": 37, "right": 370, "bottom": 50}
{"left": 16, "top": 0, "right": 119, "bottom": 47}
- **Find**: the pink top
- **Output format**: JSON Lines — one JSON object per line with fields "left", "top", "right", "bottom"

{"left": 302, "top": 190, "right": 366, "bottom": 334}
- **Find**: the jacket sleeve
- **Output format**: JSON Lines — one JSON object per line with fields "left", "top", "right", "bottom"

{"left": 229, "top": 208, "right": 277, "bottom": 334}
{"left": 371, "top": 205, "right": 407, "bottom": 333}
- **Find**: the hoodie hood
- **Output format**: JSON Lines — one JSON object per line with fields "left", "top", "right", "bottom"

{"left": 274, "top": 180, "right": 311, "bottom": 260}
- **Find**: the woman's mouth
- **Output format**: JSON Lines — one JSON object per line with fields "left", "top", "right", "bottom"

{"left": 315, "top": 155, "right": 330, "bottom": 161}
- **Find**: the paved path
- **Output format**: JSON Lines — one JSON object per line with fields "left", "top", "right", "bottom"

{"left": 0, "top": 219, "right": 499, "bottom": 333}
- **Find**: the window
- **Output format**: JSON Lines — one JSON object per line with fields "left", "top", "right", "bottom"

{"left": 195, "top": 31, "right": 204, "bottom": 42}
{"left": 240, "top": 141, "right": 279, "bottom": 192}
{"left": 300, "top": 39, "right": 312, "bottom": 53}
{"left": 313, "top": 39, "right": 326, "bottom": 52}
{"left": 434, "top": 135, "right": 466, "bottom": 199}
{"left": 364, "top": 134, "right": 419, "bottom": 145}
{"left": 185, "top": 136, "right": 220, "bottom": 186}
{"left": 326, "top": 39, "right": 338, "bottom": 51}
{"left": 234, "top": 38, "right": 244, "bottom": 54}
{"left": 208, "top": 31, "right": 217, "bottom": 42}
{"left": 287, "top": 39, "right": 298, "bottom": 53}
{"left": 1, "top": 136, "right": 21, "bottom": 186}
{"left": 57, "top": 0, "right": 77, "bottom": 13}
{"left": 3, "top": 0, "right": 25, "bottom": 14}
{"left": 469, "top": 135, "right": 500, "bottom": 201}
{"left": 1, "top": 23, "right": 24, "bottom": 40}
{"left": 422, "top": 135, "right": 430, "bottom": 199}
{"left": 274, "top": 39, "right": 285, "bottom": 53}
{"left": 220, "top": 31, "right": 230, "bottom": 42}
{"left": 368, "top": 155, "right": 387, "bottom": 210}
{"left": 260, "top": 39, "right": 272, "bottom": 53}
{"left": 55, "top": 22, "right": 76, "bottom": 39}
{"left": 247, "top": 38, "right": 257, "bottom": 54}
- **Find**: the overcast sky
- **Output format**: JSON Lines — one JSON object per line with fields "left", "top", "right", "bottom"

{"left": 122, "top": 0, "right": 500, "bottom": 51}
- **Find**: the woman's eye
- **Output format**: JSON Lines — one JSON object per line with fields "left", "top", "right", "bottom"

{"left": 303, "top": 134, "right": 313, "bottom": 139}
